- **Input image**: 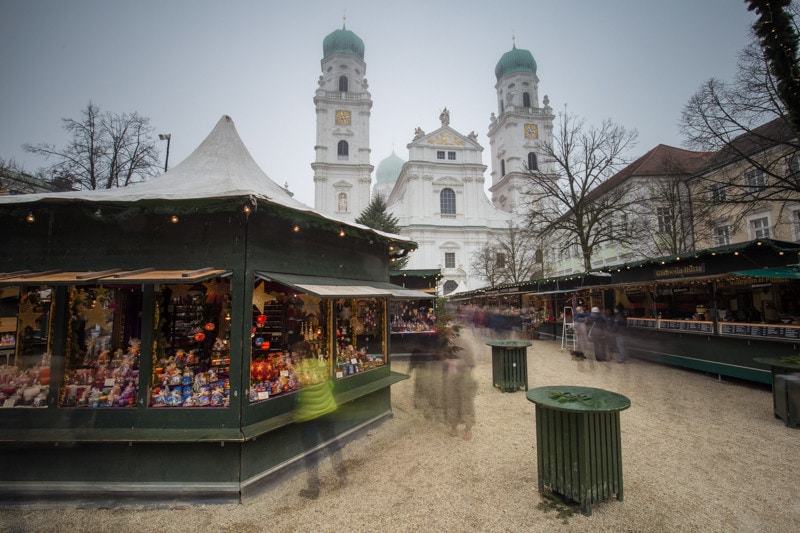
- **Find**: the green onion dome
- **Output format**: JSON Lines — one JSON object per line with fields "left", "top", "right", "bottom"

{"left": 495, "top": 45, "right": 536, "bottom": 81}
{"left": 376, "top": 152, "right": 405, "bottom": 184}
{"left": 323, "top": 25, "right": 365, "bottom": 60}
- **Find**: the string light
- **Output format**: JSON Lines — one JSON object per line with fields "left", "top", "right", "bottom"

{"left": 25, "top": 212, "right": 35, "bottom": 223}
{"left": 170, "top": 215, "right": 179, "bottom": 224}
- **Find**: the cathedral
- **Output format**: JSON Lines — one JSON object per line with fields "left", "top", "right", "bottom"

{"left": 313, "top": 24, "right": 554, "bottom": 295}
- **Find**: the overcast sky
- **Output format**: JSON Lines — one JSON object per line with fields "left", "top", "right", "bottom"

{"left": 1, "top": 0, "right": 757, "bottom": 206}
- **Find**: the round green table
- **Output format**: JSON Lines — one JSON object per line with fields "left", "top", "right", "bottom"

{"left": 486, "top": 340, "right": 532, "bottom": 392}
{"left": 526, "top": 385, "right": 631, "bottom": 516}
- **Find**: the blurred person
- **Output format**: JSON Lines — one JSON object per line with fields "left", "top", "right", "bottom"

{"left": 613, "top": 303, "right": 630, "bottom": 363}
{"left": 293, "top": 341, "right": 345, "bottom": 499}
{"left": 587, "top": 306, "right": 609, "bottom": 361}
{"left": 572, "top": 306, "right": 589, "bottom": 359}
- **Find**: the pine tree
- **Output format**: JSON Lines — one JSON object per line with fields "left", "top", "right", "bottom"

{"left": 355, "top": 195, "right": 409, "bottom": 269}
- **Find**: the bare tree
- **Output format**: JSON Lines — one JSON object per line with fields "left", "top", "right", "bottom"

{"left": 495, "top": 222, "right": 538, "bottom": 285}
{"left": 24, "top": 102, "right": 161, "bottom": 190}
{"left": 523, "top": 111, "right": 639, "bottom": 271}
{"left": 469, "top": 242, "right": 504, "bottom": 287}
{"left": 681, "top": 8, "right": 800, "bottom": 205}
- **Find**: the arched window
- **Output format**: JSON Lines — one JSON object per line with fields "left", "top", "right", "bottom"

{"left": 339, "top": 75, "right": 348, "bottom": 92}
{"left": 527, "top": 152, "right": 538, "bottom": 171}
{"left": 500, "top": 159, "right": 506, "bottom": 177}
{"left": 440, "top": 188, "right": 456, "bottom": 215}
{"left": 523, "top": 92, "right": 531, "bottom": 108}
{"left": 337, "top": 140, "right": 349, "bottom": 160}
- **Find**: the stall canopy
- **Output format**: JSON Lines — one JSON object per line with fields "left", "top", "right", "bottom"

{"left": 256, "top": 272, "right": 431, "bottom": 299}
{"left": 0, "top": 267, "right": 229, "bottom": 285}
{"left": 732, "top": 265, "right": 800, "bottom": 279}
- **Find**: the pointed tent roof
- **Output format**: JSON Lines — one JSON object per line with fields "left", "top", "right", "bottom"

{"left": 0, "top": 115, "right": 310, "bottom": 209}
{"left": 0, "top": 115, "right": 417, "bottom": 248}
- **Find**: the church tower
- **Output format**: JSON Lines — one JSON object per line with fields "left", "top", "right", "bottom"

{"left": 487, "top": 40, "right": 554, "bottom": 214}
{"left": 312, "top": 23, "right": 373, "bottom": 223}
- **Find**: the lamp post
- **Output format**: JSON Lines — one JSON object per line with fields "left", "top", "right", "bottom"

{"left": 158, "top": 133, "right": 171, "bottom": 172}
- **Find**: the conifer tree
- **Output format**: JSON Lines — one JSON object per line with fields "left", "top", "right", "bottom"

{"left": 355, "top": 194, "right": 409, "bottom": 269}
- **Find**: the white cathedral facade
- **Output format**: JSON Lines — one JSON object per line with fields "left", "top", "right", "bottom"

{"left": 313, "top": 25, "right": 554, "bottom": 295}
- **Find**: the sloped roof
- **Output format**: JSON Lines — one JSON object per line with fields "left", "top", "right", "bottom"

{"left": 702, "top": 116, "right": 796, "bottom": 170}
{"left": 586, "top": 144, "right": 714, "bottom": 202}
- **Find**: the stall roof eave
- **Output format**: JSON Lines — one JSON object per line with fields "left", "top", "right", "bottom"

{"left": 256, "top": 272, "right": 431, "bottom": 299}
{"left": 0, "top": 268, "right": 229, "bottom": 285}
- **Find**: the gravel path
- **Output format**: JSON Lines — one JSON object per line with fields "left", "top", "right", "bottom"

{"left": 2, "top": 327, "right": 799, "bottom": 532}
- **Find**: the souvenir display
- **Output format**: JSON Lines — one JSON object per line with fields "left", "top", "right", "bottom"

{"left": 0, "top": 286, "right": 53, "bottom": 408}
{"left": 149, "top": 279, "right": 232, "bottom": 408}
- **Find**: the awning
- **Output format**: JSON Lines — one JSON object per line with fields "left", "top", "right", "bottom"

{"left": 0, "top": 267, "right": 229, "bottom": 285}
{"left": 256, "top": 272, "right": 431, "bottom": 299}
{"left": 732, "top": 266, "right": 800, "bottom": 279}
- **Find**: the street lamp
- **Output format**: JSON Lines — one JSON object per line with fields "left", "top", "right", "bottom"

{"left": 158, "top": 133, "right": 171, "bottom": 172}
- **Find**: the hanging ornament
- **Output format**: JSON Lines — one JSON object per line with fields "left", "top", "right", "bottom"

{"left": 256, "top": 314, "right": 267, "bottom": 324}
{"left": 254, "top": 337, "right": 265, "bottom": 347}
{"left": 194, "top": 332, "right": 206, "bottom": 342}
{"left": 261, "top": 341, "right": 271, "bottom": 351}
{"left": 204, "top": 322, "right": 216, "bottom": 331}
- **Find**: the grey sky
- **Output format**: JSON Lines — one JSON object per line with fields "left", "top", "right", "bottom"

{"left": 1, "top": 0, "right": 756, "bottom": 205}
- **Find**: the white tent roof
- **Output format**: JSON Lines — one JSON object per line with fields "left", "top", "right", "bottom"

{"left": 0, "top": 115, "right": 413, "bottom": 246}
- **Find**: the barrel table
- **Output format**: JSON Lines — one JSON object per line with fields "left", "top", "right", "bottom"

{"left": 753, "top": 357, "right": 800, "bottom": 427}
{"left": 486, "top": 340, "right": 532, "bottom": 392}
{"left": 526, "top": 385, "right": 631, "bottom": 516}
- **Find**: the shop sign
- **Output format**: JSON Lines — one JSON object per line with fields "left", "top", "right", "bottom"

{"left": 654, "top": 263, "right": 706, "bottom": 279}
{"left": 672, "top": 287, "right": 690, "bottom": 294}
{"left": 751, "top": 282, "right": 773, "bottom": 289}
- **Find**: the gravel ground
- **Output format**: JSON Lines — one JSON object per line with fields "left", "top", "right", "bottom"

{"left": 2, "top": 326, "right": 799, "bottom": 532}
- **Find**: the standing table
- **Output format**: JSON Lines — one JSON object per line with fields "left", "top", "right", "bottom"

{"left": 526, "top": 385, "right": 631, "bottom": 516}
{"left": 486, "top": 340, "right": 532, "bottom": 392}
{"left": 753, "top": 357, "right": 800, "bottom": 428}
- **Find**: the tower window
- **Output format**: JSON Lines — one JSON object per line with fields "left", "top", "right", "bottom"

{"left": 339, "top": 75, "right": 348, "bottom": 92}
{"left": 527, "top": 152, "right": 538, "bottom": 171}
{"left": 337, "top": 140, "right": 349, "bottom": 160}
{"left": 523, "top": 92, "right": 531, "bottom": 108}
{"left": 440, "top": 188, "right": 456, "bottom": 216}
{"left": 444, "top": 252, "right": 455, "bottom": 269}
{"left": 500, "top": 159, "right": 505, "bottom": 177}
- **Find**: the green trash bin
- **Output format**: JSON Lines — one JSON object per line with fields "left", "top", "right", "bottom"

{"left": 486, "top": 340, "right": 532, "bottom": 392}
{"left": 526, "top": 385, "right": 631, "bottom": 516}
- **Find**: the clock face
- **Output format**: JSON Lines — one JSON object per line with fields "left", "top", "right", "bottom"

{"left": 524, "top": 123, "right": 539, "bottom": 139}
{"left": 335, "top": 110, "right": 351, "bottom": 125}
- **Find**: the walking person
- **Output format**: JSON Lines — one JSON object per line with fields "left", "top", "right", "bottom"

{"left": 587, "top": 306, "right": 609, "bottom": 361}
{"left": 613, "top": 303, "right": 630, "bottom": 363}
{"left": 571, "top": 306, "right": 589, "bottom": 359}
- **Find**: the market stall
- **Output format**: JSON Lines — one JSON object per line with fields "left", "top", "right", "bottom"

{"left": 0, "top": 115, "right": 421, "bottom": 503}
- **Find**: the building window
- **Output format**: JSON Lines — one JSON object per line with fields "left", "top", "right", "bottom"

{"left": 617, "top": 213, "right": 628, "bottom": 234}
{"left": 437, "top": 151, "right": 445, "bottom": 160}
{"left": 792, "top": 209, "right": 800, "bottom": 241}
{"left": 500, "top": 159, "right": 505, "bottom": 177}
{"left": 523, "top": 92, "right": 531, "bottom": 108}
{"left": 440, "top": 188, "right": 456, "bottom": 216}
{"left": 527, "top": 152, "right": 538, "bottom": 171}
{"left": 444, "top": 252, "right": 455, "bottom": 269}
{"left": 442, "top": 280, "right": 458, "bottom": 295}
{"left": 750, "top": 216, "right": 771, "bottom": 239}
{"left": 337, "top": 140, "right": 349, "bottom": 160}
{"left": 448, "top": 151, "right": 456, "bottom": 160}
{"left": 337, "top": 192, "right": 348, "bottom": 213}
{"left": 709, "top": 183, "right": 727, "bottom": 203}
{"left": 713, "top": 225, "right": 731, "bottom": 246}
{"left": 496, "top": 253, "right": 506, "bottom": 268}
{"left": 745, "top": 169, "right": 766, "bottom": 191}
{"left": 339, "top": 75, "right": 348, "bottom": 92}
{"left": 788, "top": 153, "right": 800, "bottom": 184}
{"left": 657, "top": 207, "right": 672, "bottom": 233}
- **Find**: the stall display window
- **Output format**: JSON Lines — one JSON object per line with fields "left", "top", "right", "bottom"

{"left": 249, "top": 283, "right": 329, "bottom": 403}
{"left": 61, "top": 285, "right": 142, "bottom": 408}
{"left": 150, "top": 277, "right": 232, "bottom": 408}
{"left": 390, "top": 301, "right": 436, "bottom": 332}
{"left": 0, "top": 286, "right": 53, "bottom": 408}
{"left": 335, "top": 297, "right": 386, "bottom": 379}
